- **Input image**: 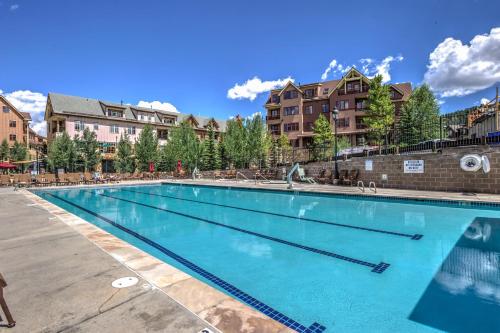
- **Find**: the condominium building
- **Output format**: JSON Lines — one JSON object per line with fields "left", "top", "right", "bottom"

{"left": 0, "top": 95, "right": 32, "bottom": 149}
{"left": 264, "top": 68, "right": 412, "bottom": 147}
{"left": 44, "top": 93, "right": 226, "bottom": 171}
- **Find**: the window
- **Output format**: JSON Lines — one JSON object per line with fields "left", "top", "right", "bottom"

{"left": 157, "top": 130, "right": 169, "bottom": 140}
{"left": 2, "top": 106, "right": 9, "bottom": 113}
{"left": 163, "top": 117, "right": 175, "bottom": 125}
{"left": 322, "top": 104, "right": 329, "bottom": 113}
{"left": 323, "top": 88, "right": 329, "bottom": 95}
{"left": 93, "top": 123, "right": 99, "bottom": 130}
{"left": 271, "top": 109, "right": 280, "bottom": 117}
{"left": 127, "top": 126, "right": 136, "bottom": 135}
{"left": 150, "top": 115, "right": 155, "bottom": 122}
{"left": 271, "top": 94, "right": 280, "bottom": 103}
{"left": 269, "top": 124, "right": 280, "bottom": 134}
{"left": 284, "top": 123, "right": 299, "bottom": 132}
{"left": 347, "top": 83, "right": 353, "bottom": 91}
{"left": 284, "top": 106, "right": 299, "bottom": 116}
{"left": 9, "top": 134, "right": 16, "bottom": 141}
{"left": 304, "top": 105, "right": 313, "bottom": 114}
{"left": 110, "top": 125, "right": 119, "bottom": 134}
{"left": 336, "top": 100, "right": 349, "bottom": 110}
{"left": 390, "top": 90, "right": 396, "bottom": 98}
{"left": 304, "top": 89, "right": 315, "bottom": 98}
{"left": 74, "top": 121, "right": 84, "bottom": 131}
{"left": 353, "top": 83, "right": 360, "bottom": 92}
{"left": 356, "top": 99, "right": 367, "bottom": 110}
{"left": 107, "top": 109, "right": 123, "bottom": 117}
{"left": 304, "top": 122, "right": 314, "bottom": 131}
{"left": 337, "top": 118, "right": 350, "bottom": 128}
{"left": 9, "top": 120, "right": 16, "bottom": 128}
{"left": 284, "top": 90, "right": 298, "bottom": 100}
{"left": 99, "top": 142, "right": 116, "bottom": 154}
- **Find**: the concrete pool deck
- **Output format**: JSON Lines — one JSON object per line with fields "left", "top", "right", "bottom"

{"left": 2, "top": 179, "right": 500, "bottom": 332}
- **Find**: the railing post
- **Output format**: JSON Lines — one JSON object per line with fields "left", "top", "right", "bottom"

{"left": 439, "top": 116, "right": 443, "bottom": 150}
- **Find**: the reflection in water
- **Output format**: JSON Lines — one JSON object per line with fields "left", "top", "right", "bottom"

{"left": 231, "top": 239, "right": 272, "bottom": 258}
{"left": 410, "top": 217, "right": 500, "bottom": 333}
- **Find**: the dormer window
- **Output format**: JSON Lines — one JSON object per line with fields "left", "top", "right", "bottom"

{"left": 107, "top": 108, "right": 123, "bottom": 118}
{"left": 163, "top": 118, "right": 175, "bottom": 125}
{"left": 304, "top": 89, "right": 315, "bottom": 99}
{"left": 323, "top": 88, "right": 329, "bottom": 95}
{"left": 390, "top": 90, "right": 396, "bottom": 98}
{"left": 271, "top": 94, "right": 280, "bottom": 103}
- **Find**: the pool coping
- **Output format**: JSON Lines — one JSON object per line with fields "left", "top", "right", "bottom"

{"left": 21, "top": 188, "right": 293, "bottom": 333}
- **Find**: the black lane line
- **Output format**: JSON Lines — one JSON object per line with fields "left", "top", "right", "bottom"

{"left": 43, "top": 193, "right": 322, "bottom": 333}
{"left": 99, "top": 192, "right": 390, "bottom": 274}
{"left": 120, "top": 188, "right": 423, "bottom": 240}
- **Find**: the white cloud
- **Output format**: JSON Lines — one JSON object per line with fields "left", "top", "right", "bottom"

{"left": 3, "top": 90, "right": 47, "bottom": 136}
{"left": 137, "top": 100, "right": 179, "bottom": 113}
{"left": 321, "top": 55, "right": 403, "bottom": 83}
{"left": 374, "top": 55, "right": 404, "bottom": 83}
{"left": 424, "top": 27, "right": 500, "bottom": 97}
{"left": 480, "top": 98, "right": 490, "bottom": 105}
{"left": 9, "top": 4, "right": 19, "bottom": 11}
{"left": 245, "top": 111, "right": 262, "bottom": 120}
{"left": 321, "top": 59, "right": 346, "bottom": 81}
{"left": 227, "top": 76, "right": 294, "bottom": 101}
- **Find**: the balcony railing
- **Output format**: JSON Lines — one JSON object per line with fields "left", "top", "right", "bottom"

{"left": 356, "top": 124, "right": 368, "bottom": 129}
{"left": 270, "top": 130, "right": 281, "bottom": 135}
{"left": 266, "top": 115, "right": 281, "bottom": 121}
{"left": 338, "top": 86, "right": 369, "bottom": 95}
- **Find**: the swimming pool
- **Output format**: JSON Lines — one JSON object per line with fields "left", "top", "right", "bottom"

{"left": 33, "top": 183, "right": 500, "bottom": 333}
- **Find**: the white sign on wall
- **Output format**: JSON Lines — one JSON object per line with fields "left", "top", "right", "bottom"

{"left": 365, "top": 160, "right": 373, "bottom": 171}
{"left": 404, "top": 160, "right": 424, "bottom": 173}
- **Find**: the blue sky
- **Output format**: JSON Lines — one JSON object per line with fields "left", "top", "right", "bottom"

{"left": 1, "top": 0, "right": 500, "bottom": 135}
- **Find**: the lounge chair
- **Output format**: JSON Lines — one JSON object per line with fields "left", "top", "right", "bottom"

{"left": 317, "top": 169, "right": 333, "bottom": 184}
{"left": 0, "top": 174, "right": 12, "bottom": 187}
{"left": 342, "top": 169, "right": 359, "bottom": 186}
{"left": 298, "top": 167, "right": 316, "bottom": 184}
{"left": 14, "top": 174, "right": 32, "bottom": 188}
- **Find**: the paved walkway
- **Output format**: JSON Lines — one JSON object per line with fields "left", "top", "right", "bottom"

{"left": 0, "top": 188, "right": 217, "bottom": 333}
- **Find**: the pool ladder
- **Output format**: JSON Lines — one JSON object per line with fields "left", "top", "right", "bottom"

{"left": 236, "top": 171, "right": 249, "bottom": 181}
{"left": 357, "top": 181, "right": 377, "bottom": 193}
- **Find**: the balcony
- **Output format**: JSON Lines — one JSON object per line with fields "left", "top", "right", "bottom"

{"left": 266, "top": 115, "right": 281, "bottom": 121}
{"left": 270, "top": 130, "right": 281, "bottom": 135}
{"left": 338, "top": 86, "right": 369, "bottom": 96}
{"left": 356, "top": 123, "right": 368, "bottom": 130}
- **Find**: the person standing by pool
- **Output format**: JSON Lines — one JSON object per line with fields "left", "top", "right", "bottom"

{"left": 0, "top": 273, "right": 15, "bottom": 328}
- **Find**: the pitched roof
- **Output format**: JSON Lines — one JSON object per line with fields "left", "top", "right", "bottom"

{"left": 0, "top": 95, "right": 32, "bottom": 121}
{"left": 47, "top": 93, "right": 226, "bottom": 131}
{"left": 391, "top": 82, "right": 412, "bottom": 101}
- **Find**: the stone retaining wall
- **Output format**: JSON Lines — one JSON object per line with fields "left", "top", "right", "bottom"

{"left": 301, "top": 146, "right": 500, "bottom": 194}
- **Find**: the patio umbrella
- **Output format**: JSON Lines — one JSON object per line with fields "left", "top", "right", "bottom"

{"left": 0, "top": 162, "right": 17, "bottom": 169}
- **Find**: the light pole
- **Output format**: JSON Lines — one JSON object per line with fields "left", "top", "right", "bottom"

{"left": 332, "top": 107, "right": 339, "bottom": 180}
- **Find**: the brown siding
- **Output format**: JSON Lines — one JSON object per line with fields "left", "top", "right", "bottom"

{"left": 0, "top": 98, "right": 27, "bottom": 146}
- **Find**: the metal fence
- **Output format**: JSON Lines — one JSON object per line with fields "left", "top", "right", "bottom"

{"left": 291, "top": 110, "right": 500, "bottom": 164}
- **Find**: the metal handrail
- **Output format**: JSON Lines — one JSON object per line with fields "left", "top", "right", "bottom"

{"left": 254, "top": 172, "right": 269, "bottom": 184}
{"left": 369, "top": 181, "right": 377, "bottom": 193}
{"left": 236, "top": 171, "right": 249, "bottom": 181}
{"left": 357, "top": 180, "right": 365, "bottom": 192}
{"left": 287, "top": 163, "right": 300, "bottom": 189}
{"left": 192, "top": 167, "right": 201, "bottom": 180}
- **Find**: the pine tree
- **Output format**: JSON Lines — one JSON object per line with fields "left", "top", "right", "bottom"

{"left": 245, "top": 114, "right": 268, "bottom": 168}
{"left": 114, "top": 133, "right": 135, "bottom": 173}
{"left": 75, "top": 127, "right": 101, "bottom": 172}
{"left": 399, "top": 84, "right": 440, "bottom": 145}
{"left": 47, "top": 132, "right": 77, "bottom": 172}
{"left": 160, "top": 121, "right": 201, "bottom": 172}
{"left": 223, "top": 119, "right": 247, "bottom": 168}
{"left": 201, "top": 124, "right": 221, "bottom": 170}
{"left": 364, "top": 75, "right": 395, "bottom": 146}
{"left": 135, "top": 124, "right": 158, "bottom": 171}
{"left": 0, "top": 139, "right": 9, "bottom": 161}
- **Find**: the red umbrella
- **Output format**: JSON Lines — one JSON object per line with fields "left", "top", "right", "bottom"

{"left": 0, "top": 162, "right": 17, "bottom": 169}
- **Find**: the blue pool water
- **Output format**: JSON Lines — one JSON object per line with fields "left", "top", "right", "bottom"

{"left": 33, "top": 184, "right": 500, "bottom": 333}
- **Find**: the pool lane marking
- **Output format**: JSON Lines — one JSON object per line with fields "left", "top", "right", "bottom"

{"left": 120, "top": 188, "right": 423, "bottom": 241}
{"left": 98, "top": 192, "right": 390, "bottom": 274}
{"left": 43, "top": 193, "right": 324, "bottom": 333}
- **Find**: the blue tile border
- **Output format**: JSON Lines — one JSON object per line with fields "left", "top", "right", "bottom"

{"left": 121, "top": 188, "right": 423, "bottom": 241}
{"left": 44, "top": 192, "right": 326, "bottom": 333}
{"left": 99, "top": 192, "right": 389, "bottom": 274}
{"left": 162, "top": 182, "right": 500, "bottom": 210}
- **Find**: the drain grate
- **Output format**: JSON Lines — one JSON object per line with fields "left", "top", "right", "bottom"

{"left": 112, "top": 277, "right": 138, "bottom": 288}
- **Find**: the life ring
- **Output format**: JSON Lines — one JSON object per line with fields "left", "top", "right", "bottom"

{"left": 482, "top": 155, "right": 491, "bottom": 173}
{"left": 460, "top": 154, "right": 482, "bottom": 172}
